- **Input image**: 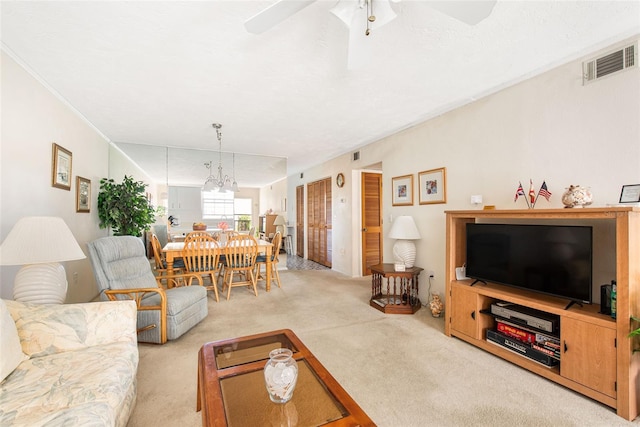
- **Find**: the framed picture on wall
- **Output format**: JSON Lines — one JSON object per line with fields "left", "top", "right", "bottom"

{"left": 52, "top": 143, "right": 72, "bottom": 190}
{"left": 76, "top": 176, "right": 91, "bottom": 213}
{"left": 392, "top": 174, "right": 413, "bottom": 206}
{"left": 418, "top": 167, "right": 447, "bottom": 205}
{"left": 619, "top": 184, "right": 640, "bottom": 203}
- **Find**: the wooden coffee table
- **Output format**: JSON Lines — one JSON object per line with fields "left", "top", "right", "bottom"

{"left": 197, "top": 329, "right": 375, "bottom": 427}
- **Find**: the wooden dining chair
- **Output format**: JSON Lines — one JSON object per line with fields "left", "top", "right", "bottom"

{"left": 186, "top": 230, "right": 212, "bottom": 241}
{"left": 151, "top": 234, "right": 185, "bottom": 288}
{"left": 183, "top": 232, "right": 221, "bottom": 302}
{"left": 223, "top": 235, "right": 259, "bottom": 300}
{"left": 255, "top": 231, "right": 282, "bottom": 289}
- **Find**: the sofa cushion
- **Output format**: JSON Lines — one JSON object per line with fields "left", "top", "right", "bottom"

{"left": 0, "top": 300, "right": 28, "bottom": 382}
{"left": 5, "top": 299, "right": 137, "bottom": 358}
{"left": 0, "top": 341, "right": 137, "bottom": 426}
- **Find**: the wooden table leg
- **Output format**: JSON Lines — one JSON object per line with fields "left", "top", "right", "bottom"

{"left": 265, "top": 245, "right": 272, "bottom": 292}
{"left": 165, "top": 252, "right": 175, "bottom": 289}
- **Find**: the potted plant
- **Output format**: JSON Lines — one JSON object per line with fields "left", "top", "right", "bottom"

{"left": 97, "top": 175, "right": 156, "bottom": 237}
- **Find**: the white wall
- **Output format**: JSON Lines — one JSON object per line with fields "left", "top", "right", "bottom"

{"left": 289, "top": 36, "right": 640, "bottom": 304}
{"left": 0, "top": 51, "right": 154, "bottom": 302}
{"left": 0, "top": 51, "right": 110, "bottom": 302}
{"left": 260, "top": 178, "right": 288, "bottom": 219}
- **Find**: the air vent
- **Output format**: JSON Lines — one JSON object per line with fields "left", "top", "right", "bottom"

{"left": 583, "top": 42, "right": 637, "bottom": 84}
{"left": 352, "top": 151, "right": 360, "bottom": 162}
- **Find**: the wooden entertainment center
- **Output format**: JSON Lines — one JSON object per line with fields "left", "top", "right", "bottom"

{"left": 445, "top": 207, "right": 640, "bottom": 421}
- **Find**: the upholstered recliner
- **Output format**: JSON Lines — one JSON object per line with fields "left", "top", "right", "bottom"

{"left": 88, "top": 236, "right": 208, "bottom": 344}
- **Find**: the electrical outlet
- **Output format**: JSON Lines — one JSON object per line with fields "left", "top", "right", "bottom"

{"left": 428, "top": 270, "right": 435, "bottom": 278}
{"left": 73, "top": 272, "right": 79, "bottom": 286}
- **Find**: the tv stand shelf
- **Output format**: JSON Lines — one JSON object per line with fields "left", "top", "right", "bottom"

{"left": 445, "top": 208, "right": 640, "bottom": 421}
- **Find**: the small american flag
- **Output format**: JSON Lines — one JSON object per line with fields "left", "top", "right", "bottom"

{"left": 514, "top": 182, "right": 525, "bottom": 202}
{"left": 538, "top": 181, "right": 552, "bottom": 201}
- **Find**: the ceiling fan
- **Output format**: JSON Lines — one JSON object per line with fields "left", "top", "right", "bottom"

{"left": 245, "top": 1, "right": 496, "bottom": 68}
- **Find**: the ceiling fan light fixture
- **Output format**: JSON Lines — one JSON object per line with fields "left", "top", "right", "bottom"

{"left": 331, "top": 0, "right": 397, "bottom": 35}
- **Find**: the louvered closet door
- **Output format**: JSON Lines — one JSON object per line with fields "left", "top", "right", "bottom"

{"left": 361, "top": 172, "right": 382, "bottom": 275}
{"left": 307, "top": 177, "right": 332, "bottom": 268}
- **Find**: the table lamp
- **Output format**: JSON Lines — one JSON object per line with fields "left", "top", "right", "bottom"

{"left": 0, "top": 217, "right": 86, "bottom": 304}
{"left": 388, "top": 215, "right": 421, "bottom": 268}
{"left": 273, "top": 215, "right": 286, "bottom": 236}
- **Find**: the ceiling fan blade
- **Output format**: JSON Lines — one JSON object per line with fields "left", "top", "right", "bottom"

{"left": 244, "top": 0, "right": 318, "bottom": 34}
{"left": 330, "top": 0, "right": 360, "bottom": 28}
{"left": 425, "top": 1, "right": 496, "bottom": 25}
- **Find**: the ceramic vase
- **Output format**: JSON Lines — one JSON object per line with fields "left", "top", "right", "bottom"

{"left": 264, "top": 348, "right": 298, "bottom": 404}
{"left": 429, "top": 294, "right": 444, "bottom": 317}
{"left": 561, "top": 185, "right": 593, "bottom": 208}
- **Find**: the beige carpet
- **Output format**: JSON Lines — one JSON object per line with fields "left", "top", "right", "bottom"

{"left": 128, "top": 269, "right": 638, "bottom": 427}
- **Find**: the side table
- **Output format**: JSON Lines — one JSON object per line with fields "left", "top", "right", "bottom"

{"left": 370, "top": 263, "right": 423, "bottom": 314}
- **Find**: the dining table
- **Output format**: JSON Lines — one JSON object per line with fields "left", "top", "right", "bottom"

{"left": 162, "top": 239, "right": 276, "bottom": 291}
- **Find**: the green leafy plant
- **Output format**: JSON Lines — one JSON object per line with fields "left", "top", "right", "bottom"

{"left": 628, "top": 316, "right": 640, "bottom": 353}
{"left": 97, "top": 175, "right": 156, "bottom": 237}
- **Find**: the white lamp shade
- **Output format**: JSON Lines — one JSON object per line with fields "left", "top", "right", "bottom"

{"left": 0, "top": 217, "right": 85, "bottom": 305}
{"left": 0, "top": 217, "right": 85, "bottom": 265}
{"left": 273, "top": 215, "right": 286, "bottom": 226}
{"left": 388, "top": 216, "right": 420, "bottom": 240}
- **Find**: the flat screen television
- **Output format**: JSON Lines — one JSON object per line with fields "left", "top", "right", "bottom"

{"left": 465, "top": 223, "right": 593, "bottom": 305}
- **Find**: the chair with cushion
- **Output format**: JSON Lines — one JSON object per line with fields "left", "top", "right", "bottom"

{"left": 151, "top": 233, "right": 185, "bottom": 288}
{"left": 183, "top": 232, "right": 221, "bottom": 302}
{"left": 255, "top": 231, "right": 282, "bottom": 289}
{"left": 88, "top": 236, "right": 208, "bottom": 344}
{"left": 223, "top": 234, "right": 259, "bottom": 300}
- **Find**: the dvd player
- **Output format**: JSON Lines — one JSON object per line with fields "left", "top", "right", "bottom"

{"left": 490, "top": 302, "right": 559, "bottom": 334}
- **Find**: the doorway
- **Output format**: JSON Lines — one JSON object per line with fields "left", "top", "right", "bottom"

{"left": 361, "top": 172, "right": 383, "bottom": 276}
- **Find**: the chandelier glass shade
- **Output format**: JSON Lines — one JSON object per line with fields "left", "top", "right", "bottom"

{"left": 203, "top": 123, "right": 238, "bottom": 193}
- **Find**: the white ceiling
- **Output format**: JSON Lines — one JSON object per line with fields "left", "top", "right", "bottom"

{"left": 2, "top": 1, "right": 639, "bottom": 187}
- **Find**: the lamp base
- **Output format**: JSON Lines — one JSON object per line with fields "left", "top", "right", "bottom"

{"left": 13, "top": 263, "right": 68, "bottom": 304}
{"left": 392, "top": 240, "right": 416, "bottom": 268}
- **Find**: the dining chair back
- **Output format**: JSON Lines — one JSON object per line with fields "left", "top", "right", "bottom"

{"left": 183, "top": 232, "right": 221, "bottom": 302}
{"left": 255, "top": 231, "right": 282, "bottom": 288}
{"left": 151, "top": 234, "right": 186, "bottom": 288}
{"left": 186, "top": 231, "right": 211, "bottom": 241}
{"left": 223, "top": 235, "right": 259, "bottom": 300}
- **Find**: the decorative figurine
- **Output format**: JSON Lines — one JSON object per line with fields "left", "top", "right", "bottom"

{"left": 429, "top": 294, "right": 444, "bottom": 318}
{"left": 561, "top": 185, "right": 593, "bottom": 208}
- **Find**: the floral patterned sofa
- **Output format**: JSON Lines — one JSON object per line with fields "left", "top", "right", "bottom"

{"left": 0, "top": 299, "right": 138, "bottom": 426}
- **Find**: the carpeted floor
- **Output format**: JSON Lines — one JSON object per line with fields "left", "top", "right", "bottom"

{"left": 128, "top": 269, "right": 639, "bottom": 427}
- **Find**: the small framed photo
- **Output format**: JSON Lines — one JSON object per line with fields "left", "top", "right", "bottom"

{"left": 391, "top": 174, "right": 413, "bottom": 206}
{"left": 76, "top": 176, "right": 91, "bottom": 213}
{"left": 418, "top": 167, "right": 447, "bottom": 205}
{"left": 619, "top": 184, "right": 640, "bottom": 203}
{"left": 52, "top": 143, "right": 72, "bottom": 190}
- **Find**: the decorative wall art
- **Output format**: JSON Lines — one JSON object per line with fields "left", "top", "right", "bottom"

{"left": 392, "top": 174, "right": 413, "bottom": 206}
{"left": 620, "top": 184, "right": 640, "bottom": 203}
{"left": 418, "top": 167, "right": 446, "bottom": 205}
{"left": 52, "top": 143, "right": 72, "bottom": 190}
{"left": 76, "top": 176, "right": 91, "bottom": 213}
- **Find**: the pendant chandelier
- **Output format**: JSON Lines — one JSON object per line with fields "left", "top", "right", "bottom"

{"left": 203, "top": 123, "right": 239, "bottom": 193}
